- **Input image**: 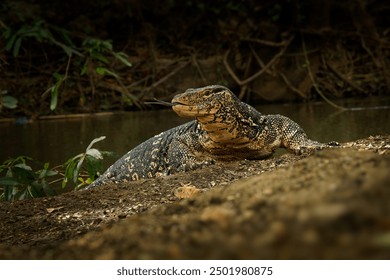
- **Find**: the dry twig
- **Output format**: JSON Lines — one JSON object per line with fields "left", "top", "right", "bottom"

{"left": 278, "top": 71, "right": 306, "bottom": 98}
{"left": 301, "top": 34, "right": 346, "bottom": 111}
{"left": 323, "top": 55, "right": 366, "bottom": 94}
{"left": 241, "top": 38, "right": 288, "bottom": 47}
{"left": 147, "top": 60, "right": 191, "bottom": 90}
{"left": 191, "top": 54, "right": 207, "bottom": 84}
{"left": 223, "top": 36, "right": 294, "bottom": 87}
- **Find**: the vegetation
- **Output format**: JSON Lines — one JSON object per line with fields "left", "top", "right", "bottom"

{"left": 0, "top": 1, "right": 134, "bottom": 116}
{"left": 0, "top": 136, "right": 113, "bottom": 201}
{"left": 1, "top": 0, "right": 389, "bottom": 118}
{"left": 1, "top": 17, "right": 133, "bottom": 112}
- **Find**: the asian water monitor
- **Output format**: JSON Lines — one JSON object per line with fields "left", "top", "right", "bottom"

{"left": 87, "top": 85, "right": 336, "bottom": 188}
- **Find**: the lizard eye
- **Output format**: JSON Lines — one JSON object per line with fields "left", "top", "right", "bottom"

{"left": 202, "top": 91, "right": 213, "bottom": 98}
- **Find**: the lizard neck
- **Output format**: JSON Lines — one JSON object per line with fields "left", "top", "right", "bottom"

{"left": 196, "top": 103, "right": 257, "bottom": 149}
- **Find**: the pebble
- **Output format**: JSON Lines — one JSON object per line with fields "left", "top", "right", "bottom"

{"left": 263, "top": 188, "right": 273, "bottom": 196}
{"left": 174, "top": 185, "right": 202, "bottom": 199}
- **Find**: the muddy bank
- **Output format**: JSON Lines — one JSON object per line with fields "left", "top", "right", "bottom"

{"left": 0, "top": 135, "right": 389, "bottom": 259}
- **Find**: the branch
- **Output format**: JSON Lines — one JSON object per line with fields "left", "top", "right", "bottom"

{"left": 301, "top": 34, "right": 346, "bottom": 111}
{"left": 249, "top": 45, "right": 273, "bottom": 75}
{"left": 224, "top": 36, "right": 294, "bottom": 86}
{"left": 191, "top": 54, "right": 207, "bottom": 84}
{"left": 241, "top": 38, "right": 288, "bottom": 47}
{"left": 278, "top": 71, "right": 306, "bottom": 98}
{"left": 148, "top": 60, "right": 191, "bottom": 90}
{"left": 324, "top": 56, "right": 366, "bottom": 94}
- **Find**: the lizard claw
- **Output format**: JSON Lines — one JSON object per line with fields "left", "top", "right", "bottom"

{"left": 327, "top": 141, "right": 340, "bottom": 147}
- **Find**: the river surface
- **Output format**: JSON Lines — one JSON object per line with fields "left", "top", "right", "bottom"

{"left": 1, "top": 99, "right": 389, "bottom": 169}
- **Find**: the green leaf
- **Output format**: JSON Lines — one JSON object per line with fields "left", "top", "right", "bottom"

{"left": 30, "top": 181, "right": 46, "bottom": 198}
{"left": 2, "top": 95, "right": 18, "bottom": 109}
{"left": 60, "top": 45, "right": 73, "bottom": 57}
{"left": 113, "top": 52, "right": 132, "bottom": 68}
{"left": 13, "top": 37, "right": 22, "bottom": 57}
{"left": 62, "top": 177, "right": 68, "bottom": 189}
{"left": 3, "top": 186, "right": 16, "bottom": 201}
{"left": 86, "top": 148, "right": 103, "bottom": 160}
{"left": 85, "top": 178, "right": 93, "bottom": 184}
{"left": 95, "top": 67, "right": 105, "bottom": 75}
{"left": 17, "top": 187, "right": 31, "bottom": 200}
{"left": 45, "top": 170, "right": 58, "bottom": 177}
{"left": 86, "top": 136, "right": 106, "bottom": 150}
{"left": 50, "top": 83, "right": 61, "bottom": 111}
{"left": 102, "top": 40, "right": 113, "bottom": 51}
{"left": 15, "top": 163, "right": 32, "bottom": 171}
{"left": 38, "top": 166, "right": 58, "bottom": 179}
{"left": 63, "top": 159, "right": 77, "bottom": 188}
{"left": 4, "top": 33, "right": 16, "bottom": 51}
{"left": 3, "top": 27, "right": 12, "bottom": 40}
{"left": 81, "top": 62, "right": 88, "bottom": 76}
{"left": 85, "top": 156, "right": 101, "bottom": 180}
{"left": 92, "top": 52, "right": 109, "bottom": 64}
{"left": 50, "top": 73, "right": 65, "bottom": 111}
{"left": 38, "top": 28, "right": 50, "bottom": 40}
{"left": 73, "top": 156, "right": 85, "bottom": 184}
{"left": 76, "top": 177, "right": 89, "bottom": 190}
{"left": 0, "top": 177, "right": 20, "bottom": 186}
{"left": 5, "top": 168, "right": 13, "bottom": 177}
{"left": 50, "top": 85, "right": 59, "bottom": 111}
{"left": 70, "top": 153, "right": 84, "bottom": 162}
{"left": 58, "top": 29, "right": 74, "bottom": 47}
{"left": 42, "top": 179, "right": 56, "bottom": 196}
{"left": 95, "top": 67, "right": 106, "bottom": 75}
{"left": 11, "top": 166, "right": 35, "bottom": 184}
{"left": 53, "top": 72, "right": 64, "bottom": 81}
{"left": 95, "top": 67, "right": 119, "bottom": 79}
{"left": 3, "top": 156, "right": 31, "bottom": 167}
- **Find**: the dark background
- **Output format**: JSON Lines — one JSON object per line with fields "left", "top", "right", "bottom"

{"left": 1, "top": 0, "right": 389, "bottom": 117}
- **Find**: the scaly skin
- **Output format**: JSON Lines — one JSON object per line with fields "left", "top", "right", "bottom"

{"left": 87, "top": 85, "right": 335, "bottom": 188}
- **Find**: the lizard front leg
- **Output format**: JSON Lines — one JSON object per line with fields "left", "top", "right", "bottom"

{"left": 267, "top": 114, "right": 338, "bottom": 155}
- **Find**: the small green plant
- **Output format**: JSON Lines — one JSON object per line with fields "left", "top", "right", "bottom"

{"left": 81, "top": 38, "right": 132, "bottom": 77}
{"left": 0, "top": 136, "right": 112, "bottom": 201}
{"left": 62, "top": 136, "right": 111, "bottom": 190}
{"left": 0, "top": 90, "right": 18, "bottom": 111}
{"left": 49, "top": 72, "right": 66, "bottom": 111}
{"left": 0, "top": 156, "right": 57, "bottom": 200}
{"left": 2, "top": 20, "right": 81, "bottom": 57}
{"left": 268, "top": 3, "right": 282, "bottom": 22}
{"left": 45, "top": 38, "right": 133, "bottom": 111}
{"left": 2, "top": 17, "right": 133, "bottom": 112}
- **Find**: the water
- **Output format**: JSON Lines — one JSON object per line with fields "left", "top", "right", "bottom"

{"left": 0, "top": 110, "right": 186, "bottom": 168}
{"left": 1, "top": 100, "right": 389, "bottom": 169}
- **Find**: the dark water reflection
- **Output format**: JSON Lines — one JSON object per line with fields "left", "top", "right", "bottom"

{"left": 1, "top": 100, "right": 389, "bottom": 169}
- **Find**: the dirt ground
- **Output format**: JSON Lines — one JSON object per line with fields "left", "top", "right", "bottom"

{"left": 0, "top": 135, "right": 389, "bottom": 259}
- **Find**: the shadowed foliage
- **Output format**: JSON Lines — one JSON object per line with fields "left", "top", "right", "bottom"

{"left": 0, "top": 0, "right": 389, "bottom": 117}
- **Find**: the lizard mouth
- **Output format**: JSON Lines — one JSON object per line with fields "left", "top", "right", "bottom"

{"left": 145, "top": 95, "right": 199, "bottom": 117}
{"left": 171, "top": 96, "right": 202, "bottom": 118}
{"left": 171, "top": 95, "right": 187, "bottom": 106}
{"left": 172, "top": 101, "right": 186, "bottom": 106}
{"left": 170, "top": 95, "right": 190, "bottom": 111}
{"left": 172, "top": 103, "right": 197, "bottom": 117}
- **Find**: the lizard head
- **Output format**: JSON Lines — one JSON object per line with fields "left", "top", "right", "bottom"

{"left": 171, "top": 85, "right": 239, "bottom": 119}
